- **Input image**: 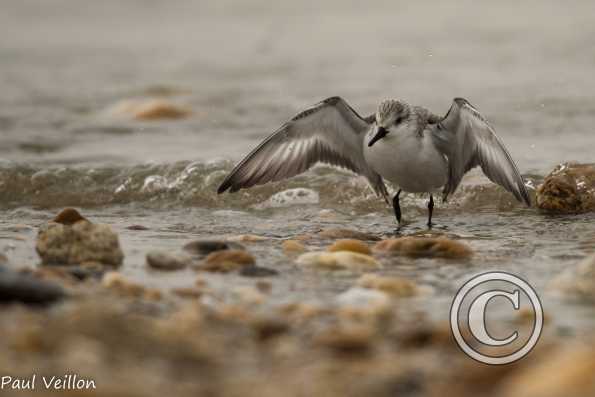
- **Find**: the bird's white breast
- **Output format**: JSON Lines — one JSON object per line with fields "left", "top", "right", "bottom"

{"left": 363, "top": 127, "right": 448, "bottom": 193}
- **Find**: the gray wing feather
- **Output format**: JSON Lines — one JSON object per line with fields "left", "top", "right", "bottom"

{"left": 217, "top": 97, "right": 388, "bottom": 201}
{"left": 432, "top": 98, "right": 531, "bottom": 206}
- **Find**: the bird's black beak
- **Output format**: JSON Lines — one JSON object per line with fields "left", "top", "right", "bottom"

{"left": 368, "top": 126, "right": 388, "bottom": 147}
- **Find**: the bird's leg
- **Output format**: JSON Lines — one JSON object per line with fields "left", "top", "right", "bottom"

{"left": 427, "top": 194, "right": 434, "bottom": 228}
{"left": 392, "top": 189, "right": 402, "bottom": 224}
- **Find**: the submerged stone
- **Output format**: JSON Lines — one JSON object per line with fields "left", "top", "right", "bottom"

{"left": 536, "top": 162, "right": 595, "bottom": 213}
{"left": 36, "top": 212, "right": 124, "bottom": 267}
{"left": 327, "top": 239, "right": 371, "bottom": 255}
{"left": 296, "top": 251, "right": 382, "bottom": 271}
{"left": 374, "top": 237, "right": 472, "bottom": 259}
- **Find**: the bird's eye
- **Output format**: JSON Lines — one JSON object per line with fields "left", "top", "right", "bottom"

{"left": 394, "top": 117, "right": 402, "bottom": 125}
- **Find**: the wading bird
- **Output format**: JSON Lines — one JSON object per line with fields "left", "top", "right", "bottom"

{"left": 218, "top": 97, "right": 530, "bottom": 226}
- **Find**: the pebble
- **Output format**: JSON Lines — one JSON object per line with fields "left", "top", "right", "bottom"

{"left": 239, "top": 266, "right": 279, "bottom": 277}
{"left": 327, "top": 239, "right": 371, "bottom": 255}
{"left": 319, "top": 228, "right": 380, "bottom": 241}
{"left": 101, "top": 272, "right": 161, "bottom": 300}
{"left": 314, "top": 325, "right": 374, "bottom": 354}
{"left": 6, "top": 224, "right": 34, "bottom": 233}
{"left": 227, "top": 234, "right": 268, "bottom": 242}
{"left": 146, "top": 250, "right": 190, "bottom": 271}
{"left": 537, "top": 162, "right": 595, "bottom": 213}
{"left": 183, "top": 240, "right": 245, "bottom": 256}
{"left": 111, "top": 99, "right": 191, "bottom": 120}
{"left": 282, "top": 240, "right": 306, "bottom": 256}
{"left": 34, "top": 265, "right": 105, "bottom": 282}
{"left": 250, "top": 316, "right": 290, "bottom": 341}
{"left": 232, "top": 286, "right": 267, "bottom": 305}
{"left": 255, "top": 280, "right": 272, "bottom": 294}
{"left": 499, "top": 344, "right": 595, "bottom": 397}
{"left": 317, "top": 209, "right": 339, "bottom": 219}
{"left": 170, "top": 287, "right": 203, "bottom": 300}
{"left": 336, "top": 287, "right": 391, "bottom": 311}
{"left": 296, "top": 251, "right": 382, "bottom": 271}
{"left": 374, "top": 237, "right": 472, "bottom": 259}
{"left": 356, "top": 274, "right": 418, "bottom": 297}
{"left": 550, "top": 253, "right": 595, "bottom": 299}
{"left": 395, "top": 321, "right": 453, "bottom": 349}
{"left": 278, "top": 302, "right": 329, "bottom": 324}
{"left": 198, "top": 250, "right": 256, "bottom": 272}
{"left": 0, "top": 268, "right": 65, "bottom": 305}
{"left": 195, "top": 277, "right": 208, "bottom": 288}
{"left": 36, "top": 210, "right": 124, "bottom": 267}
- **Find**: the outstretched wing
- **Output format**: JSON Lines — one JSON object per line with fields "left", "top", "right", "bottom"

{"left": 217, "top": 96, "right": 388, "bottom": 200}
{"left": 432, "top": 98, "right": 531, "bottom": 206}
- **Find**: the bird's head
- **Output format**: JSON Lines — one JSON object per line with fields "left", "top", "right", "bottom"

{"left": 368, "top": 99, "right": 410, "bottom": 147}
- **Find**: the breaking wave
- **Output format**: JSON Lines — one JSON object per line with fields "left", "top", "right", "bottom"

{"left": 0, "top": 160, "right": 538, "bottom": 212}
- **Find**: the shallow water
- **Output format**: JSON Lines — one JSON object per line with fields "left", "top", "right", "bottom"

{"left": 1, "top": 0, "right": 595, "bottom": 350}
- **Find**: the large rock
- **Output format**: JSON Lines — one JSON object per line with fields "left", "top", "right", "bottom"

{"left": 536, "top": 162, "right": 595, "bottom": 213}
{"left": 36, "top": 209, "right": 124, "bottom": 267}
